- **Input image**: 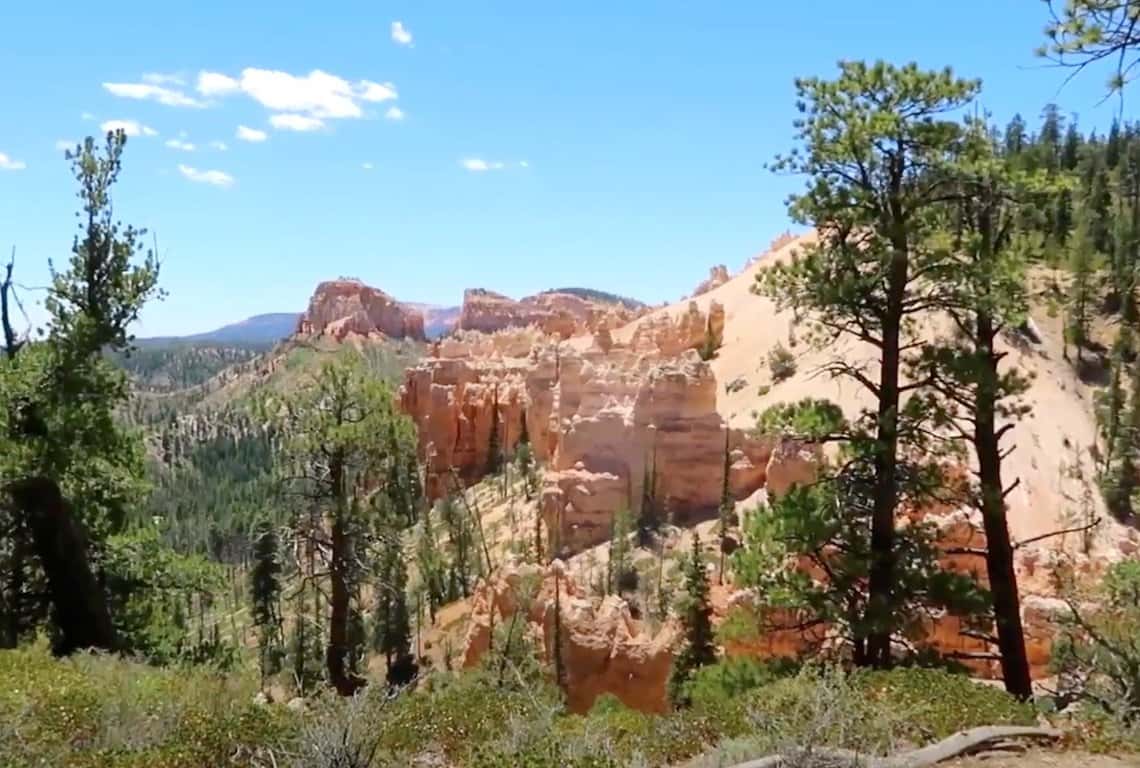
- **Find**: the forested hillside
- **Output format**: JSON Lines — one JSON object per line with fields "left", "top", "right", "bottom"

{"left": 110, "top": 337, "right": 425, "bottom": 565}
{"left": 109, "top": 342, "right": 268, "bottom": 392}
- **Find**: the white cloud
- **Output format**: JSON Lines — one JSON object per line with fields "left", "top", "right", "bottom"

{"left": 209, "top": 140, "right": 228, "bottom": 151}
{"left": 236, "top": 125, "right": 268, "bottom": 142}
{"left": 0, "top": 152, "right": 26, "bottom": 171}
{"left": 178, "top": 164, "right": 234, "bottom": 187}
{"left": 81, "top": 112, "right": 95, "bottom": 121}
{"left": 165, "top": 138, "right": 196, "bottom": 151}
{"left": 244, "top": 69, "right": 360, "bottom": 117}
{"left": 55, "top": 139, "right": 75, "bottom": 152}
{"left": 196, "top": 71, "right": 240, "bottom": 96}
{"left": 519, "top": 160, "right": 529, "bottom": 168}
{"left": 461, "top": 158, "right": 504, "bottom": 172}
{"left": 391, "top": 21, "right": 413, "bottom": 46}
{"left": 362, "top": 162, "right": 374, "bottom": 170}
{"left": 103, "top": 81, "right": 205, "bottom": 108}
{"left": 385, "top": 106, "right": 405, "bottom": 121}
{"left": 359, "top": 80, "right": 398, "bottom": 103}
{"left": 196, "top": 68, "right": 399, "bottom": 126}
{"left": 143, "top": 72, "right": 186, "bottom": 86}
{"left": 234, "top": 124, "right": 265, "bottom": 143}
{"left": 100, "top": 119, "right": 158, "bottom": 137}
{"left": 269, "top": 113, "right": 325, "bottom": 132}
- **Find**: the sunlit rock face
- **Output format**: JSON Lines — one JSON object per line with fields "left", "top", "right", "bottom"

{"left": 297, "top": 279, "right": 426, "bottom": 341}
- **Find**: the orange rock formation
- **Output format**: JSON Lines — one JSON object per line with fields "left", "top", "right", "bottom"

{"left": 457, "top": 288, "right": 645, "bottom": 338}
{"left": 692, "top": 265, "right": 730, "bottom": 296}
{"left": 399, "top": 299, "right": 772, "bottom": 555}
{"left": 462, "top": 559, "right": 678, "bottom": 713}
{"left": 297, "top": 279, "right": 426, "bottom": 341}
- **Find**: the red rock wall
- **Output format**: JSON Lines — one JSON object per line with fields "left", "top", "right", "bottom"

{"left": 458, "top": 288, "right": 645, "bottom": 339}
{"left": 297, "top": 279, "right": 426, "bottom": 341}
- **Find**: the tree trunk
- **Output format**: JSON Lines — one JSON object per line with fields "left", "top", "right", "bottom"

{"left": 2, "top": 524, "right": 26, "bottom": 648}
{"left": 866, "top": 249, "right": 906, "bottom": 669}
{"left": 7, "top": 477, "right": 117, "bottom": 654}
{"left": 975, "top": 313, "right": 1033, "bottom": 700}
{"left": 325, "top": 457, "right": 362, "bottom": 697}
{"left": 326, "top": 511, "right": 363, "bottom": 695}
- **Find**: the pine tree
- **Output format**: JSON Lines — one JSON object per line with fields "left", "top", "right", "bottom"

{"left": 415, "top": 508, "right": 446, "bottom": 621}
{"left": 1106, "top": 362, "right": 1140, "bottom": 519}
{"left": 717, "top": 429, "right": 732, "bottom": 585}
{"left": 1041, "top": 2, "right": 1140, "bottom": 95}
{"left": 249, "top": 518, "right": 284, "bottom": 685}
{"left": 1063, "top": 120, "right": 1082, "bottom": 171}
{"left": 1004, "top": 114, "right": 1027, "bottom": 158}
{"left": 916, "top": 120, "right": 1042, "bottom": 699}
{"left": 1108, "top": 118, "right": 1124, "bottom": 168}
{"left": 1115, "top": 146, "right": 1140, "bottom": 320}
{"left": 607, "top": 507, "right": 636, "bottom": 595}
{"left": 1100, "top": 327, "right": 1132, "bottom": 472}
{"left": 270, "top": 353, "right": 419, "bottom": 696}
{"left": 669, "top": 534, "right": 716, "bottom": 708}
{"left": 757, "top": 61, "right": 979, "bottom": 668}
{"left": 0, "top": 130, "right": 162, "bottom": 655}
{"left": 1067, "top": 206, "right": 1097, "bottom": 364}
{"left": 373, "top": 525, "right": 416, "bottom": 688}
{"left": 440, "top": 494, "right": 474, "bottom": 600}
{"left": 1038, "top": 104, "right": 1063, "bottom": 172}
{"left": 637, "top": 445, "right": 660, "bottom": 547}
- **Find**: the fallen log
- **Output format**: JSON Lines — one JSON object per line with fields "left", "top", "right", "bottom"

{"left": 721, "top": 725, "right": 1060, "bottom": 768}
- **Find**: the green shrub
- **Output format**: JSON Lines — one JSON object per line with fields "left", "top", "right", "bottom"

{"left": 686, "top": 656, "right": 799, "bottom": 711}
{"left": 753, "top": 397, "right": 845, "bottom": 440}
{"left": 851, "top": 667, "right": 1035, "bottom": 742}
{"left": 767, "top": 343, "right": 797, "bottom": 383}
{"left": 0, "top": 643, "right": 296, "bottom": 768}
{"left": 1052, "top": 559, "right": 1140, "bottom": 732}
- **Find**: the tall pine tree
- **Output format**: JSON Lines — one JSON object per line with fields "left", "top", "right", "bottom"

{"left": 757, "top": 61, "right": 979, "bottom": 668}
{"left": 669, "top": 534, "right": 716, "bottom": 708}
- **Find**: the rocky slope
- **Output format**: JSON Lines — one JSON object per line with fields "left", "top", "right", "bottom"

{"left": 297, "top": 279, "right": 426, "bottom": 342}
{"left": 397, "top": 230, "right": 1140, "bottom": 711}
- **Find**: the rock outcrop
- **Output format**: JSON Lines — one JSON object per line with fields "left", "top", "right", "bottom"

{"left": 297, "top": 279, "right": 426, "bottom": 342}
{"left": 458, "top": 289, "right": 645, "bottom": 338}
{"left": 399, "top": 299, "right": 767, "bottom": 554}
{"left": 462, "top": 559, "right": 678, "bottom": 713}
{"left": 692, "top": 265, "right": 730, "bottom": 296}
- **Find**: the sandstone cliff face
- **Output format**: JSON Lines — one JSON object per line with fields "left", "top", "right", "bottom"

{"left": 458, "top": 288, "right": 645, "bottom": 339}
{"left": 399, "top": 299, "right": 768, "bottom": 554}
{"left": 462, "top": 559, "right": 678, "bottom": 714}
{"left": 297, "top": 280, "right": 426, "bottom": 342}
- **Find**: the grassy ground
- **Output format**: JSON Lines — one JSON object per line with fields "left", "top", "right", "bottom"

{"left": 0, "top": 640, "right": 1066, "bottom": 768}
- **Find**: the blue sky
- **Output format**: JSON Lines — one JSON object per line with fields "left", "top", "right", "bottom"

{"left": 0, "top": 1, "right": 1126, "bottom": 336}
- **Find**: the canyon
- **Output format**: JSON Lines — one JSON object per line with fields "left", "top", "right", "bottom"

{"left": 293, "top": 231, "right": 1138, "bottom": 713}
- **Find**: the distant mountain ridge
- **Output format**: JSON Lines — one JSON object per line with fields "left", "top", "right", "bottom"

{"left": 136, "top": 313, "right": 301, "bottom": 347}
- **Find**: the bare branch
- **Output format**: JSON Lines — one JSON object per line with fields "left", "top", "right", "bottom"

{"left": 1014, "top": 517, "right": 1102, "bottom": 550}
